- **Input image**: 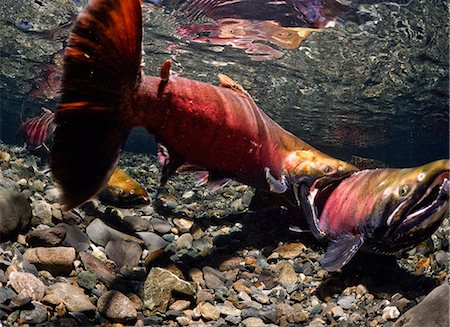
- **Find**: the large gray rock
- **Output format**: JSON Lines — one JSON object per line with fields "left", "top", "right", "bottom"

{"left": 0, "top": 189, "right": 31, "bottom": 239}
{"left": 394, "top": 283, "right": 449, "bottom": 327}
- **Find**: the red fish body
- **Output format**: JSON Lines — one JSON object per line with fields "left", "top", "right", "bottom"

{"left": 18, "top": 110, "right": 55, "bottom": 153}
{"left": 51, "top": 0, "right": 355, "bottom": 210}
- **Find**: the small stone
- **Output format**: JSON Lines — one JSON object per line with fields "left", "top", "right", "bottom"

{"left": 10, "top": 293, "right": 32, "bottom": 308}
{"left": 23, "top": 247, "right": 76, "bottom": 276}
{"left": 86, "top": 218, "right": 144, "bottom": 246}
{"left": 275, "top": 262, "right": 298, "bottom": 286}
{"left": 105, "top": 239, "right": 142, "bottom": 268}
{"left": 79, "top": 252, "right": 117, "bottom": 286}
{"left": 242, "top": 317, "right": 266, "bottom": 327}
{"left": 218, "top": 303, "right": 241, "bottom": 317}
{"left": 123, "top": 215, "right": 150, "bottom": 232}
{"left": 59, "top": 223, "right": 90, "bottom": 252}
{"left": 137, "top": 232, "right": 168, "bottom": 253}
{"left": 169, "top": 300, "right": 191, "bottom": 311}
{"left": 77, "top": 271, "right": 99, "bottom": 290}
{"left": 196, "top": 290, "right": 214, "bottom": 304}
{"left": 189, "top": 268, "right": 206, "bottom": 289}
{"left": 289, "top": 303, "right": 308, "bottom": 323}
{"left": 176, "top": 316, "right": 191, "bottom": 326}
{"left": 8, "top": 272, "right": 46, "bottom": 301}
{"left": 434, "top": 250, "right": 448, "bottom": 266}
{"left": 382, "top": 306, "right": 400, "bottom": 320}
{"left": 18, "top": 301, "right": 48, "bottom": 324}
{"left": 252, "top": 292, "right": 270, "bottom": 304}
{"left": 0, "top": 287, "right": 17, "bottom": 304}
{"left": 0, "top": 151, "right": 11, "bottom": 162}
{"left": 233, "top": 279, "right": 251, "bottom": 294}
{"left": 173, "top": 218, "right": 194, "bottom": 233}
{"left": 43, "top": 282, "right": 96, "bottom": 312}
{"left": 97, "top": 290, "right": 137, "bottom": 322}
{"left": 143, "top": 267, "right": 196, "bottom": 315}
{"left": 176, "top": 233, "right": 193, "bottom": 250}
{"left": 337, "top": 295, "right": 356, "bottom": 309}
{"left": 272, "top": 242, "right": 306, "bottom": 259}
{"left": 149, "top": 218, "right": 172, "bottom": 234}
{"left": 199, "top": 302, "right": 220, "bottom": 320}
{"left": 31, "top": 200, "right": 53, "bottom": 226}
{"left": 331, "top": 305, "right": 345, "bottom": 317}
{"left": 32, "top": 180, "right": 45, "bottom": 192}
{"left": 26, "top": 225, "right": 66, "bottom": 247}
{"left": 202, "top": 266, "right": 225, "bottom": 289}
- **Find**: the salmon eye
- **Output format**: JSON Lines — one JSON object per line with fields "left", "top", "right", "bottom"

{"left": 323, "top": 165, "right": 331, "bottom": 174}
{"left": 399, "top": 185, "right": 409, "bottom": 196}
{"left": 130, "top": 189, "right": 135, "bottom": 195}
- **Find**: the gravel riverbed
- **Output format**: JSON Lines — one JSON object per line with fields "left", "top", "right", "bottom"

{"left": 0, "top": 142, "right": 448, "bottom": 326}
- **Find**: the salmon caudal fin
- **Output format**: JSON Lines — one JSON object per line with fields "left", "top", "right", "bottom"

{"left": 51, "top": 0, "right": 143, "bottom": 210}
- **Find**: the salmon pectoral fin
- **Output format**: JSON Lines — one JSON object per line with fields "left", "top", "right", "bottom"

{"left": 320, "top": 233, "right": 364, "bottom": 272}
{"left": 51, "top": 0, "right": 143, "bottom": 211}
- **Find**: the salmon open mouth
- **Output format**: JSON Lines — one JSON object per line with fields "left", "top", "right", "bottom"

{"left": 395, "top": 172, "right": 449, "bottom": 235}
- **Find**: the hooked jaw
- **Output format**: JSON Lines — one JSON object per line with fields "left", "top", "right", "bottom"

{"left": 387, "top": 171, "right": 449, "bottom": 247}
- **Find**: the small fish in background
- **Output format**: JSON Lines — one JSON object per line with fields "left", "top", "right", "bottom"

{"left": 18, "top": 110, "right": 149, "bottom": 208}
{"left": 18, "top": 108, "right": 55, "bottom": 168}
{"left": 302, "top": 160, "right": 450, "bottom": 271}
{"left": 98, "top": 167, "right": 150, "bottom": 208}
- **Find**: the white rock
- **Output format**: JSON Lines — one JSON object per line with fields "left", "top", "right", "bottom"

{"left": 382, "top": 306, "right": 400, "bottom": 320}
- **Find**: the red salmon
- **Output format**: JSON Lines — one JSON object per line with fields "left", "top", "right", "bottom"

{"left": 51, "top": 0, "right": 356, "bottom": 210}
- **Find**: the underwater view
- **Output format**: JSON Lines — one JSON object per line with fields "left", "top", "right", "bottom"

{"left": 0, "top": 0, "right": 449, "bottom": 326}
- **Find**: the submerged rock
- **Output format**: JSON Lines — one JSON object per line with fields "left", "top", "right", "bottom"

{"left": 8, "top": 272, "right": 46, "bottom": 301}
{"left": 97, "top": 290, "right": 137, "bottom": 322}
{"left": 23, "top": 247, "right": 76, "bottom": 276}
{"left": 18, "top": 301, "right": 48, "bottom": 324}
{"left": 0, "top": 189, "right": 31, "bottom": 239}
{"left": 105, "top": 239, "right": 142, "bottom": 269}
{"left": 86, "top": 218, "right": 144, "bottom": 246}
{"left": 394, "top": 283, "right": 449, "bottom": 327}
{"left": 43, "top": 283, "right": 96, "bottom": 313}
{"left": 143, "top": 267, "right": 196, "bottom": 315}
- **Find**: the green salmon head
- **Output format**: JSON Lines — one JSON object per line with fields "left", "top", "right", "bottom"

{"left": 264, "top": 149, "right": 357, "bottom": 203}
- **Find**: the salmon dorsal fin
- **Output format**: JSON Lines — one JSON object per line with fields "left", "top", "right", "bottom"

{"left": 218, "top": 74, "right": 249, "bottom": 97}
{"left": 160, "top": 60, "right": 172, "bottom": 82}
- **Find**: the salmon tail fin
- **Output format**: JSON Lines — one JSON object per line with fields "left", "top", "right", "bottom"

{"left": 51, "top": 0, "right": 143, "bottom": 211}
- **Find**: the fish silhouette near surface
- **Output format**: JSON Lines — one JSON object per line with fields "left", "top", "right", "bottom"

{"left": 20, "top": 111, "right": 149, "bottom": 208}
{"left": 51, "top": 0, "right": 355, "bottom": 211}
{"left": 302, "top": 160, "right": 450, "bottom": 271}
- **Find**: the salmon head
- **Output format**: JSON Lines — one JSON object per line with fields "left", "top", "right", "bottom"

{"left": 302, "top": 159, "right": 449, "bottom": 271}
{"left": 98, "top": 168, "right": 150, "bottom": 208}
{"left": 265, "top": 149, "right": 357, "bottom": 205}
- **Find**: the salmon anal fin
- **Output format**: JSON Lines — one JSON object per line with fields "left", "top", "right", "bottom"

{"left": 218, "top": 74, "right": 249, "bottom": 97}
